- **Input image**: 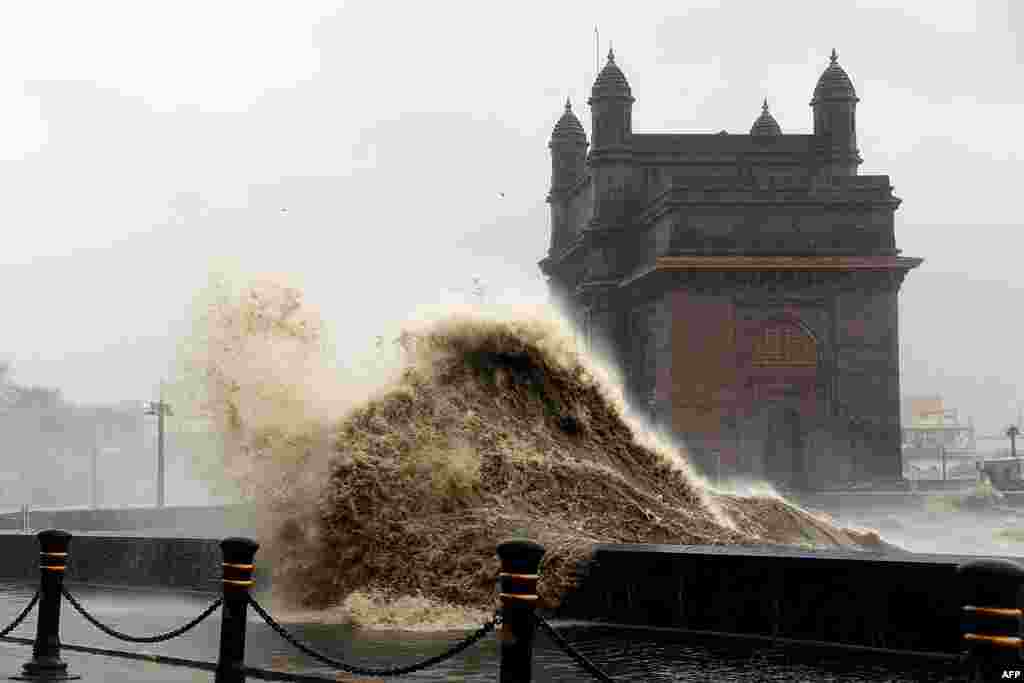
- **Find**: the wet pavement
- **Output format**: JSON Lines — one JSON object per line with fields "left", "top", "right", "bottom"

{"left": 0, "top": 640, "right": 214, "bottom": 682}
{"left": 0, "top": 582, "right": 965, "bottom": 681}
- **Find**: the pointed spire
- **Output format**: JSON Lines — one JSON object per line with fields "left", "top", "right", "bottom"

{"left": 591, "top": 40, "right": 632, "bottom": 101}
{"left": 812, "top": 48, "right": 856, "bottom": 105}
{"left": 751, "top": 98, "right": 781, "bottom": 137}
{"left": 551, "top": 95, "right": 585, "bottom": 142}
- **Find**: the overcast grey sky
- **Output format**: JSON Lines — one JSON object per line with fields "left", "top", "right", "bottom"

{"left": 1, "top": 1, "right": 1021, "bottom": 434}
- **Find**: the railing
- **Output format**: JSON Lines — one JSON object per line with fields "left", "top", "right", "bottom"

{"left": 0, "top": 529, "right": 626, "bottom": 682}
{"left": 0, "top": 529, "right": 1018, "bottom": 681}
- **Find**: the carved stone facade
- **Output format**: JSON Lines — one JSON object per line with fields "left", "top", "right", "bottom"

{"left": 540, "top": 50, "right": 922, "bottom": 491}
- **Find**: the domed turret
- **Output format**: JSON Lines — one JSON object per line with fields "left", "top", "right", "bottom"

{"left": 549, "top": 97, "right": 588, "bottom": 196}
{"left": 590, "top": 47, "right": 633, "bottom": 100}
{"left": 810, "top": 49, "right": 861, "bottom": 176}
{"left": 551, "top": 97, "right": 586, "bottom": 143}
{"left": 588, "top": 47, "right": 634, "bottom": 151}
{"left": 750, "top": 98, "right": 782, "bottom": 137}
{"left": 811, "top": 49, "right": 858, "bottom": 105}
{"left": 548, "top": 97, "right": 588, "bottom": 255}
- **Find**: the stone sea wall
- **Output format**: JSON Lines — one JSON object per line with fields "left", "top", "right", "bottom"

{"left": 0, "top": 534, "right": 247, "bottom": 592}
{"left": 0, "top": 503, "right": 267, "bottom": 592}
{"left": 552, "top": 543, "right": 1003, "bottom": 654}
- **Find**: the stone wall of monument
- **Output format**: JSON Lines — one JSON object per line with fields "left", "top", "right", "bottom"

{"left": 832, "top": 285, "right": 903, "bottom": 480}
{"left": 633, "top": 277, "right": 903, "bottom": 489}
{"left": 663, "top": 205, "right": 896, "bottom": 255}
{"left": 663, "top": 290, "right": 736, "bottom": 477}
{"left": 622, "top": 296, "right": 663, "bottom": 416}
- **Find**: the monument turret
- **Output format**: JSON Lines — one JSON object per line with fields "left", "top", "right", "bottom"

{"left": 811, "top": 49, "right": 862, "bottom": 176}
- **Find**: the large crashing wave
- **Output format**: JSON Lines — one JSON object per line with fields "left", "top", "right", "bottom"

{"left": 188, "top": 279, "right": 883, "bottom": 617}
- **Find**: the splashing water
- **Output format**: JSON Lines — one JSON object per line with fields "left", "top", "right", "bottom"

{"left": 179, "top": 275, "right": 885, "bottom": 629}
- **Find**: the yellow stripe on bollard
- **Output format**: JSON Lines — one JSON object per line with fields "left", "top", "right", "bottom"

{"left": 218, "top": 537, "right": 260, "bottom": 683}
{"left": 964, "top": 633, "right": 1022, "bottom": 648}
{"left": 39, "top": 566, "right": 66, "bottom": 571}
{"left": 497, "top": 539, "right": 546, "bottom": 682}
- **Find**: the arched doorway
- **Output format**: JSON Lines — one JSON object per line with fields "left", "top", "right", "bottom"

{"left": 758, "top": 399, "right": 809, "bottom": 490}
{"left": 743, "top": 317, "right": 818, "bottom": 490}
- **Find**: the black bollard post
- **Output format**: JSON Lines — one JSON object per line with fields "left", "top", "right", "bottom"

{"left": 497, "top": 539, "right": 545, "bottom": 683}
{"left": 10, "top": 530, "right": 80, "bottom": 681}
{"left": 215, "top": 537, "right": 259, "bottom": 683}
{"left": 958, "top": 558, "right": 1024, "bottom": 682}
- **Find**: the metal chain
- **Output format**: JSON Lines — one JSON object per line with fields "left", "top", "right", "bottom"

{"left": 248, "top": 595, "right": 500, "bottom": 677}
{"left": 534, "top": 613, "right": 618, "bottom": 682}
{"left": 0, "top": 591, "right": 39, "bottom": 638}
{"left": 61, "top": 587, "right": 222, "bottom": 644}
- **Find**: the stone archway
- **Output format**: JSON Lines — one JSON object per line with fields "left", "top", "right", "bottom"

{"left": 742, "top": 317, "right": 819, "bottom": 490}
{"left": 756, "top": 396, "right": 809, "bottom": 490}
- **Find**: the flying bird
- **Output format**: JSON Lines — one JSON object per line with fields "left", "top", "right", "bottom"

{"left": 498, "top": 192, "right": 505, "bottom": 198}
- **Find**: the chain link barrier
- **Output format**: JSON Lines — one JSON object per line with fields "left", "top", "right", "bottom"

{"left": 534, "top": 613, "right": 618, "bottom": 682}
{"left": 61, "top": 587, "right": 222, "bottom": 644}
{"left": 0, "top": 591, "right": 39, "bottom": 639}
{"left": 248, "top": 594, "right": 500, "bottom": 677}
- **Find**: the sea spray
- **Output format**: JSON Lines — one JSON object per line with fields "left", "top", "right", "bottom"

{"left": 181, "top": 275, "right": 885, "bottom": 629}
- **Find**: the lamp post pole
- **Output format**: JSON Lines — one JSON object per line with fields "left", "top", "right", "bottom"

{"left": 1008, "top": 425, "right": 1020, "bottom": 479}
{"left": 90, "top": 444, "right": 98, "bottom": 509}
{"left": 144, "top": 397, "right": 173, "bottom": 508}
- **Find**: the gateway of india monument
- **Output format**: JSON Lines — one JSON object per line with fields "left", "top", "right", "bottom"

{"left": 540, "top": 49, "right": 923, "bottom": 491}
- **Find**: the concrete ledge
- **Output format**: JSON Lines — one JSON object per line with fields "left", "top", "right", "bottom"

{"left": 554, "top": 543, "right": 1018, "bottom": 654}
{"left": 0, "top": 534, "right": 270, "bottom": 593}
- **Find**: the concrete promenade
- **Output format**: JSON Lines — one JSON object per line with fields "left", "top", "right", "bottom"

{"left": 0, "top": 636, "right": 378, "bottom": 682}
{"left": 0, "top": 639, "right": 213, "bottom": 682}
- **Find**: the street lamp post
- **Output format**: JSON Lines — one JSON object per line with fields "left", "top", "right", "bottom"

{"left": 144, "top": 398, "right": 173, "bottom": 508}
{"left": 1008, "top": 425, "right": 1020, "bottom": 479}
{"left": 90, "top": 444, "right": 98, "bottom": 509}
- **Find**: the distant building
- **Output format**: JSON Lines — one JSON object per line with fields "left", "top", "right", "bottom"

{"left": 900, "top": 395, "right": 976, "bottom": 479}
{"left": 904, "top": 396, "right": 946, "bottom": 427}
{"left": 541, "top": 49, "right": 922, "bottom": 490}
